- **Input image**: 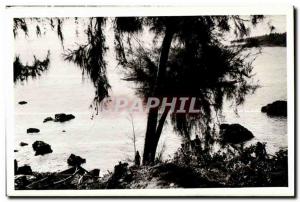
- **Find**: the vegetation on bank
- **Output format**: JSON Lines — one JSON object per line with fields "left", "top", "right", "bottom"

{"left": 13, "top": 17, "right": 288, "bottom": 190}
{"left": 231, "top": 32, "right": 286, "bottom": 47}
{"left": 14, "top": 16, "right": 264, "bottom": 165}
{"left": 15, "top": 141, "right": 288, "bottom": 190}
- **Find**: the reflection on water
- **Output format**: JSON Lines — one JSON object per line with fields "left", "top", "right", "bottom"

{"left": 14, "top": 29, "right": 287, "bottom": 174}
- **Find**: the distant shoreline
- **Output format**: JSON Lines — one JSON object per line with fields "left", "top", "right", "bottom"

{"left": 231, "top": 32, "right": 286, "bottom": 47}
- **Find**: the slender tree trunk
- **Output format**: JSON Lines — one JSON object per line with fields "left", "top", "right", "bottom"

{"left": 143, "top": 107, "right": 159, "bottom": 164}
{"left": 143, "top": 108, "right": 170, "bottom": 164}
{"left": 142, "top": 27, "right": 174, "bottom": 165}
{"left": 155, "top": 108, "right": 170, "bottom": 139}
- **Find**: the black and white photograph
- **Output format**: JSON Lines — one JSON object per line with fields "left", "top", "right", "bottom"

{"left": 5, "top": 6, "right": 294, "bottom": 197}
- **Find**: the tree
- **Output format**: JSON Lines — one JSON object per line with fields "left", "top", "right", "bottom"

{"left": 14, "top": 15, "right": 264, "bottom": 165}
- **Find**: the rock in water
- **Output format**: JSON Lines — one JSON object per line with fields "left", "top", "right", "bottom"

{"left": 261, "top": 100, "right": 287, "bottom": 117}
{"left": 43, "top": 117, "right": 54, "bottom": 123}
{"left": 89, "top": 169, "right": 100, "bottom": 177}
{"left": 17, "top": 165, "right": 32, "bottom": 175}
{"left": 220, "top": 123, "right": 254, "bottom": 144}
{"left": 32, "top": 141, "right": 53, "bottom": 155}
{"left": 18, "top": 101, "right": 27, "bottom": 105}
{"left": 20, "top": 142, "right": 28, "bottom": 147}
{"left": 27, "top": 128, "right": 40, "bottom": 133}
{"left": 54, "top": 113, "right": 75, "bottom": 122}
{"left": 67, "top": 154, "right": 86, "bottom": 167}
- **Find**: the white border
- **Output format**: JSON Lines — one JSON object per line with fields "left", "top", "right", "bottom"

{"left": 5, "top": 5, "right": 295, "bottom": 197}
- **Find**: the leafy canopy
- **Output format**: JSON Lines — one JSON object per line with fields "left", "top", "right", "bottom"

{"left": 14, "top": 16, "right": 263, "bottom": 139}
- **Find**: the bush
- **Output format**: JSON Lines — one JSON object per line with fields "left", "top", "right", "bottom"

{"left": 172, "top": 141, "right": 288, "bottom": 187}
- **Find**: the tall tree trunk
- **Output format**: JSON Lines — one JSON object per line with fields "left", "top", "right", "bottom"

{"left": 142, "top": 107, "right": 159, "bottom": 165}
{"left": 142, "top": 27, "right": 174, "bottom": 165}
{"left": 143, "top": 108, "right": 170, "bottom": 164}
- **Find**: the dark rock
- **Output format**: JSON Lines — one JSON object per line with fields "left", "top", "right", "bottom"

{"left": 32, "top": 141, "right": 53, "bottom": 156}
{"left": 27, "top": 128, "right": 40, "bottom": 133}
{"left": 62, "top": 130, "right": 66, "bottom": 132}
{"left": 20, "top": 142, "right": 28, "bottom": 146}
{"left": 106, "top": 162, "right": 131, "bottom": 189}
{"left": 14, "top": 160, "right": 18, "bottom": 175}
{"left": 54, "top": 113, "right": 75, "bottom": 122}
{"left": 220, "top": 123, "right": 254, "bottom": 144}
{"left": 114, "top": 162, "right": 129, "bottom": 179}
{"left": 18, "top": 101, "right": 27, "bottom": 105}
{"left": 89, "top": 169, "right": 100, "bottom": 177}
{"left": 261, "top": 106, "right": 268, "bottom": 113}
{"left": 219, "top": 123, "right": 229, "bottom": 130}
{"left": 43, "top": 117, "right": 54, "bottom": 123}
{"left": 261, "top": 100, "right": 287, "bottom": 117}
{"left": 14, "top": 150, "right": 18, "bottom": 152}
{"left": 17, "top": 165, "right": 32, "bottom": 175}
{"left": 67, "top": 154, "right": 86, "bottom": 167}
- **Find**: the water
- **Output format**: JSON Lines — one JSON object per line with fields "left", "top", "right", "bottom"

{"left": 14, "top": 26, "right": 287, "bottom": 173}
{"left": 222, "top": 47, "right": 287, "bottom": 153}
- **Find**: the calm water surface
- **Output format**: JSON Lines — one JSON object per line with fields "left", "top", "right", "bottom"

{"left": 14, "top": 29, "right": 287, "bottom": 173}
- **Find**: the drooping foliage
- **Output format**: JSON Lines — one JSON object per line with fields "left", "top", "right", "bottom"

{"left": 13, "top": 17, "right": 67, "bottom": 83}
{"left": 117, "top": 16, "right": 262, "bottom": 141}
{"left": 13, "top": 15, "right": 265, "bottom": 162}
{"left": 14, "top": 50, "right": 50, "bottom": 83}
{"left": 14, "top": 18, "right": 66, "bottom": 45}
{"left": 13, "top": 18, "right": 28, "bottom": 37}
{"left": 63, "top": 18, "right": 110, "bottom": 112}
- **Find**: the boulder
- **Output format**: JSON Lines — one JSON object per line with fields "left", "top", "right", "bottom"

{"left": 54, "top": 113, "right": 75, "bottom": 122}
{"left": 17, "top": 165, "right": 32, "bottom": 175}
{"left": 27, "top": 128, "right": 40, "bottom": 133}
{"left": 18, "top": 101, "right": 27, "bottom": 105}
{"left": 14, "top": 150, "right": 18, "bottom": 152}
{"left": 220, "top": 123, "right": 254, "bottom": 144}
{"left": 261, "top": 100, "right": 287, "bottom": 117}
{"left": 43, "top": 117, "right": 54, "bottom": 123}
{"left": 67, "top": 154, "right": 86, "bottom": 167}
{"left": 89, "top": 169, "right": 100, "bottom": 177}
{"left": 32, "top": 141, "right": 53, "bottom": 156}
{"left": 106, "top": 162, "right": 131, "bottom": 188}
{"left": 20, "top": 142, "right": 28, "bottom": 147}
{"left": 113, "top": 162, "right": 129, "bottom": 179}
{"left": 14, "top": 160, "right": 18, "bottom": 175}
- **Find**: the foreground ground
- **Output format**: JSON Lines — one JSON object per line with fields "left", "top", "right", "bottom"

{"left": 15, "top": 142, "right": 288, "bottom": 190}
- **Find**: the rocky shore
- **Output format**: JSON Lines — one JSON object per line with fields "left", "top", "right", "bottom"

{"left": 15, "top": 140, "right": 288, "bottom": 190}
{"left": 14, "top": 105, "right": 288, "bottom": 190}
